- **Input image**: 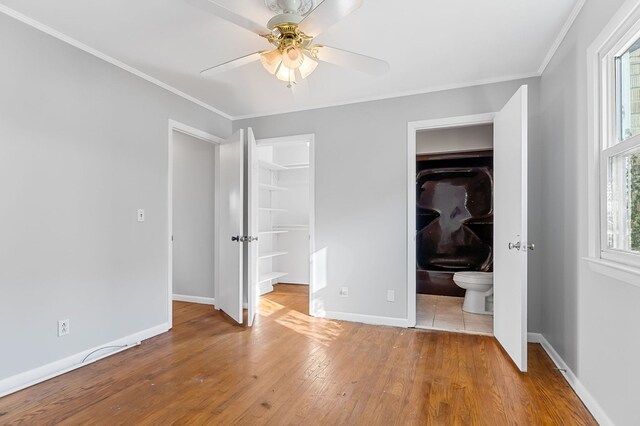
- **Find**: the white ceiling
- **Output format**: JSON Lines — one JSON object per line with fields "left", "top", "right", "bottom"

{"left": 0, "top": 0, "right": 580, "bottom": 118}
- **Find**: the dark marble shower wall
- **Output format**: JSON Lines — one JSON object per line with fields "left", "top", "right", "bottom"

{"left": 416, "top": 151, "right": 494, "bottom": 296}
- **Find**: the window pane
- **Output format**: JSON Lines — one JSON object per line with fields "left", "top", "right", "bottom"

{"left": 616, "top": 38, "right": 640, "bottom": 143}
{"left": 607, "top": 147, "right": 640, "bottom": 252}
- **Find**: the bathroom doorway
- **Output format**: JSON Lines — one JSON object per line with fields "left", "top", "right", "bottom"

{"left": 415, "top": 138, "right": 494, "bottom": 335}
{"left": 407, "top": 87, "right": 531, "bottom": 372}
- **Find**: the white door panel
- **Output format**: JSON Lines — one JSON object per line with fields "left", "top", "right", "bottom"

{"left": 247, "top": 128, "right": 259, "bottom": 326}
{"left": 494, "top": 85, "right": 529, "bottom": 372}
{"left": 216, "top": 130, "right": 244, "bottom": 324}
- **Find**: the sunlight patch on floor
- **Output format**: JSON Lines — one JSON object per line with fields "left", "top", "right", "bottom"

{"left": 275, "top": 309, "right": 343, "bottom": 346}
{"left": 258, "top": 297, "right": 286, "bottom": 317}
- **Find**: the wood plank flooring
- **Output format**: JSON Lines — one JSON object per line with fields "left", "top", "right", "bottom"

{"left": 0, "top": 284, "right": 595, "bottom": 425}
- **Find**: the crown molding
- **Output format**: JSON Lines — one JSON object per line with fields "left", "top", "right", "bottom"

{"left": 538, "top": 0, "right": 586, "bottom": 75}
{"left": 0, "top": 4, "right": 234, "bottom": 121}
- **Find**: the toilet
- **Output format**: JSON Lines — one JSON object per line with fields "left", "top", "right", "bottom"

{"left": 452, "top": 272, "right": 494, "bottom": 315}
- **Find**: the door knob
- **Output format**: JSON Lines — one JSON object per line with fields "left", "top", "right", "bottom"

{"left": 231, "top": 236, "right": 258, "bottom": 243}
{"left": 508, "top": 241, "right": 535, "bottom": 251}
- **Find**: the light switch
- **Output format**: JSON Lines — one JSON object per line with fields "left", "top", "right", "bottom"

{"left": 137, "top": 209, "right": 145, "bottom": 222}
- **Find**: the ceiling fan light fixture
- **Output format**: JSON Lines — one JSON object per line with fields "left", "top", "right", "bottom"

{"left": 197, "top": 0, "right": 389, "bottom": 87}
{"left": 299, "top": 52, "right": 318, "bottom": 78}
{"left": 260, "top": 49, "right": 282, "bottom": 74}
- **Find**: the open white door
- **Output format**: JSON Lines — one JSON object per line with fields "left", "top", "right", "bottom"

{"left": 216, "top": 130, "right": 244, "bottom": 324}
{"left": 247, "top": 128, "right": 259, "bottom": 326}
{"left": 494, "top": 85, "right": 529, "bottom": 372}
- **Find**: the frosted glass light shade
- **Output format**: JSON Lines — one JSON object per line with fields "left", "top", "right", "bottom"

{"left": 299, "top": 53, "right": 318, "bottom": 79}
{"left": 276, "top": 64, "right": 296, "bottom": 83}
{"left": 260, "top": 50, "right": 282, "bottom": 75}
{"left": 282, "top": 46, "right": 304, "bottom": 69}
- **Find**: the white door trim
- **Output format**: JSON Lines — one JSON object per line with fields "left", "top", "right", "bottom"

{"left": 168, "top": 120, "right": 223, "bottom": 328}
{"left": 406, "top": 113, "right": 496, "bottom": 326}
{"left": 255, "top": 133, "right": 317, "bottom": 317}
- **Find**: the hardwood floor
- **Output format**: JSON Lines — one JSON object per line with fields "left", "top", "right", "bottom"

{"left": 0, "top": 284, "right": 595, "bottom": 425}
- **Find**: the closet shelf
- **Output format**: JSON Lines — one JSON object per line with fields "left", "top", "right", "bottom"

{"left": 259, "top": 160, "right": 310, "bottom": 171}
{"left": 258, "top": 160, "right": 287, "bottom": 171}
{"left": 259, "top": 207, "right": 288, "bottom": 212}
{"left": 258, "top": 271, "right": 288, "bottom": 283}
{"left": 282, "top": 163, "right": 310, "bottom": 170}
{"left": 275, "top": 180, "right": 308, "bottom": 186}
{"left": 259, "top": 230, "right": 288, "bottom": 235}
{"left": 259, "top": 183, "right": 288, "bottom": 192}
{"left": 274, "top": 225, "right": 308, "bottom": 231}
{"left": 258, "top": 251, "right": 288, "bottom": 260}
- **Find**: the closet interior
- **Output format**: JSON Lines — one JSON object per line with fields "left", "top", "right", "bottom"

{"left": 257, "top": 140, "right": 310, "bottom": 295}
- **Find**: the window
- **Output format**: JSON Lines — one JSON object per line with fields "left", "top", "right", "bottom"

{"left": 604, "top": 40, "right": 640, "bottom": 262}
{"left": 588, "top": 4, "right": 640, "bottom": 281}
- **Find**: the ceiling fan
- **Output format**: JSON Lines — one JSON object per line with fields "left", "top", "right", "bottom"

{"left": 190, "top": 0, "right": 390, "bottom": 87}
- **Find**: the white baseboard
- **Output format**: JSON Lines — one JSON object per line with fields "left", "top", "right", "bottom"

{"left": 172, "top": 294, "right": 215, "bottom": 305}
{"left": 527, "top": 332, "right": 614, "bottom": 426}
{"left": 0, "top": 322, "right": 169, "bottom": 398}
{"left": 318, "top": 310, "right": 410, "bottom": 328}
{"left": 527, "top": 332, "right": 544, "bottom": 343}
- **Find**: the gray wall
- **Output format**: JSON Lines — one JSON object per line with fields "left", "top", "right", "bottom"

{"left": 0, "top": 14, "right": 230, "bottom": 381}
{"left": 172, "top": 132, "right": 216, "bottom": 299}
{"left": 235, "top": 77, "right": 542, "bottom": 331}
{"left": 417, "top": 124, "right": 493, "bottom": 154}
{"left": 539, "top": 0, "right": 638, "bottom": 424}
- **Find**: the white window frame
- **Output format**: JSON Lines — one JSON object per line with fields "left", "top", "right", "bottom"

{"left": 587, "top": 0, "right": 640, "bottom": 286}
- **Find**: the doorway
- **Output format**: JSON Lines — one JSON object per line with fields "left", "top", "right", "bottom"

{"left": 251, "top": 133, "right": 316, "bottom": 321}
{"left": 167, "top": 120, "right": 222, "bottom": 328}
{"left": 414, "top": 125, "right": 494, "bottom": 335}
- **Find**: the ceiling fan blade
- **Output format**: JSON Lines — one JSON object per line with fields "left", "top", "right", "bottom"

{"left": 299, "top": 0, "right": 363, "bottom": 37}
{"left": 315, "top": 46, "right": 389, "bottom": 75}
{"left": 187, "top": 0, "right": 271, "bottom": 36}
{"left": 200, "top": 52, "right": 263, "bottom": 76}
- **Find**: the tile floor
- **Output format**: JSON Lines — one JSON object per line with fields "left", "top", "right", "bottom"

{"left": 416, "top": 294, "right": 493, "bottom": 335}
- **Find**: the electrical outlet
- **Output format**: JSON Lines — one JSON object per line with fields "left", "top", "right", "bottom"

{"left": 387, "top": 290, "right": 395, "bottom": 302}
{"left": 58, "top": 319, "right": 70, "bottom": 337}
{"left": 340, "top": 286, "right": 349, "bottom": 297}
